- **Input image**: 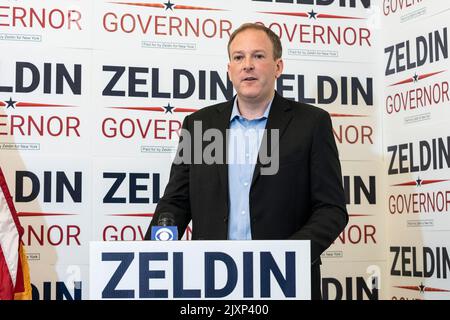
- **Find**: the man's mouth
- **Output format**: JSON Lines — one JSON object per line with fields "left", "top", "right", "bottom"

{"left": 242, "top": 77, "right": 257, "bottom": 82}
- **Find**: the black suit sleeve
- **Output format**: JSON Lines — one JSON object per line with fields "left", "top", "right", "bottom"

{"left": 289, "top": 110, "right": 348, "bottom": 263}
{"left": 144, "top": 116, "right": 192, "bottom": 240}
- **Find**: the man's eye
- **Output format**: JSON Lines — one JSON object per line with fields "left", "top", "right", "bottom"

{"left": 233, "top": 56, "right": 243, "bottom": 61}
{"left": 255, "top": 54, "right": 264, "bottom": 59}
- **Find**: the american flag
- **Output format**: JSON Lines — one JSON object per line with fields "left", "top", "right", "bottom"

{"left": 0, "top": 167, "right": 31, "bottom": 300}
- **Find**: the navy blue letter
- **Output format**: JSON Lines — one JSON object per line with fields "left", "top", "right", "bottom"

{"left": 205, "top": 252, "right": 237, "bottom": 298}
{"left": 139, "top": 252, "right": 168, "bottom": 298}
{"left": 260, "top": 252, "right": 296, "bottom": 298}
{"left": 173, "top": 252, "right": 201, "bottom": 298}
{"left": 102, "top": 252, "right": 134, "bottom": 298}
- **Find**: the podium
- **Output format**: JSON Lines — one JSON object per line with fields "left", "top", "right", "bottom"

{"left": 89, "top": 240, "right": 310, "bottom": 300}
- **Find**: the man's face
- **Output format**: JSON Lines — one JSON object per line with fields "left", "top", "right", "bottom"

{"left": 227, "top": 29, "right": 283, "bottom": 105}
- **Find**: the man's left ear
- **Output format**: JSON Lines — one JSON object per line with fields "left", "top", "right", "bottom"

{"left": 275, "top": 59, "right": 284, "bottom": 78}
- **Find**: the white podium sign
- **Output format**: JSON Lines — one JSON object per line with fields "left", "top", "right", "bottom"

{"left": 89, "top": 240, "right": 310, "bottom": 300}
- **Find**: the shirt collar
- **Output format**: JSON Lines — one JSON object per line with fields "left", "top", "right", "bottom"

{"left": 230, "top": 94, "right": 274, "bottom": 123}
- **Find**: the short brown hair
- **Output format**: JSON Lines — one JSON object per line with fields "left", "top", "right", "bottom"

{"left": 227, "top": 23, "right": 282, "bottom": 60}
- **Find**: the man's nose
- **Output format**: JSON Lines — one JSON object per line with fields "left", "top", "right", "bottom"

{"left": 243, "top": 56, "right": 254, "bottom": 71}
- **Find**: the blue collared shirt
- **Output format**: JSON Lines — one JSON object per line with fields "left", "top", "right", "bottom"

{"left": 227, "top": 97, "right": 272, "bottom": 240}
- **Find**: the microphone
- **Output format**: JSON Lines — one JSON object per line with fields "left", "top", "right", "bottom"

{"left": 150, "top": 212, "right": 178, "bottom": 241}
{"left": 157, "top": 212, "right": 175, "bottom": 226}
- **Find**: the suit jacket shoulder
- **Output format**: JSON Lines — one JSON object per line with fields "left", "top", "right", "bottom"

{"left": 278, "top": 94, "right": 330, "bottom": 120}
{"left": 187, "top": 100, "right": 232, "bottom": 122}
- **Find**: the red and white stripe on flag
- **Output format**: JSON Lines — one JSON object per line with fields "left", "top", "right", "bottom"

{"left": 0, "top": 167, "right": 30, "bottom": 300}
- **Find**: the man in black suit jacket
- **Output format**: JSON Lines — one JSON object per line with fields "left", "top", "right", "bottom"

{"left": 145, "top": 23, "right": 348, "bottom": 300}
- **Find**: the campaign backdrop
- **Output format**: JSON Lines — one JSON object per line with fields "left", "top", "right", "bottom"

{"left": 381, "top": 0, "right": 450, "bottom": 300}
{"left": 0, "top": 0, "right": 448, "bottom": 300}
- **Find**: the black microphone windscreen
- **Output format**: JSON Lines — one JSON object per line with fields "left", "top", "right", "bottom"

{"left": 157, "top": 212, "right": 175, "bottom": 226}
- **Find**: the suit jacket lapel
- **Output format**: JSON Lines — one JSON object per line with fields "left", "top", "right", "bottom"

{"left": 213, "top": 98, "right": 234, "bottom": 211}
{"left": 251, "top": 92, "right": 293, "bottom": 186}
